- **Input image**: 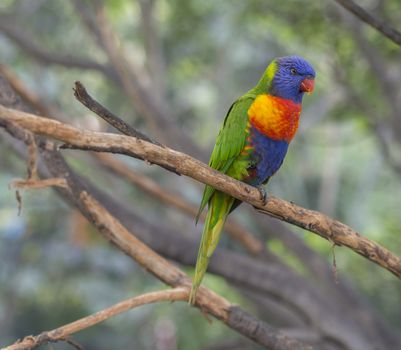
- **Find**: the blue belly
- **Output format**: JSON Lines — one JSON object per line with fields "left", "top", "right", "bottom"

{"left": 246, "top": 127, "right": 289, "bottom": 186}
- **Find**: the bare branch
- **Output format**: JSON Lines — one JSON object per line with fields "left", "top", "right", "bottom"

{"left": 10, "top": 178, "right": 68, "bottom": 189}
{"left": 73, "top": 81, "right": 179, "bottom": 174}
{"left": 1, "top": 106, "right": 400, "bottom": 282}
{"left": 2, "top": 288, "right": 189, "bottom": 350}
{"left": 73, "top": 81, "right": 157, "bottom": 144}
{"left": 334, "top": 0, "right": 401, "bottom": 46}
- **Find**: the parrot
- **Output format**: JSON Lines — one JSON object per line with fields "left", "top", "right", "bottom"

{"left": 189, "top": 55, "right": 315, "bottom": 304}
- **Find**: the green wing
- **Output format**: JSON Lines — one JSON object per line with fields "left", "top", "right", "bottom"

{"left": 196, "top": 94, "right": 255, "bottom": 222}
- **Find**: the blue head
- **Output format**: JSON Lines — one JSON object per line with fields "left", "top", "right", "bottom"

{"left": 269, "top": 56, "right": 316, "bottom": 104}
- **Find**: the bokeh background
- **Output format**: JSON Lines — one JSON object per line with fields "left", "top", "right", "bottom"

{"left": 1, "top": 0, "right": 401, "bottom": 349}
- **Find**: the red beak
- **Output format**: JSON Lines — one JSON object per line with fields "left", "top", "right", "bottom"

{"left": 300, "top": 78, "right": 315, "bottom": 93}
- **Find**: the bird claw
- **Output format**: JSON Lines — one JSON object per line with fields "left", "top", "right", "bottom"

{"left": 257, "top": 186, "right": 268, "bottom": 205}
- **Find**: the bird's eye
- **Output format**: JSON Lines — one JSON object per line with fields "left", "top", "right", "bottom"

{"left": 290, "top": 68, "right": 297, "bottom": 75}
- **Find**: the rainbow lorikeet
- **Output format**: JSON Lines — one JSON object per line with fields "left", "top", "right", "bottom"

{"left": 189, "top": 56, "right": 315, "bottom": 304}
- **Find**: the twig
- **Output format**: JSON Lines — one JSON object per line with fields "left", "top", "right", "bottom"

{"left": 73, "top": 81, "right": 157, "bottom": 144}
{"left": 73, "top": 82, "right": 179, "bottom": 176}
{"left": 10, "top": 178, "right": 68, "bottom": 189}
{"left": 26, "top": 133, "right": 38, "bottom": 179}
{"left": 1, "top": 105, "right": 401, "bottom": 282}
{"left": 14, "top": 189, "right": 22, "bottom": 216}
{"left": 1, "top": 288, "right": 188, "bottom": 350}
{"left": 333, "top": 0, "right": 401, "bottom": 46}
{"left": 62, "top": 338, "right": 85, "bottom": 350}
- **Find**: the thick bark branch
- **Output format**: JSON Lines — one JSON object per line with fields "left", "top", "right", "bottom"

{"left": 1, "top": 106, "right": 400, "bottom": 282}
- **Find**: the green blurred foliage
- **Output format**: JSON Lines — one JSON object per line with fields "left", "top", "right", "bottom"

{"left": 1, "top": 0, "right": 401, "bottom": 349}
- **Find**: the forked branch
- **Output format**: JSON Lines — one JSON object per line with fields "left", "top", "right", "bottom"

{"left": 0, "top": 103, "right": 400, "bottom": 281}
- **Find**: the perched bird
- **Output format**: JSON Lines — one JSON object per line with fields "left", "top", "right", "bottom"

{"left": 189, "top": 56, "right": 315, "bottom": 304}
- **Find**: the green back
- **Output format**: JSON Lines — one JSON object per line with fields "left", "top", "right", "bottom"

{"left": 196, "top": 94, "right": 255, "bottom": 221}
{"left": 195, "top": 60, "right": 278, "bottom": 221}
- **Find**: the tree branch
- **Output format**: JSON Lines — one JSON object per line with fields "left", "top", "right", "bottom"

{"left": 2, "top": 288, "right": 189, "bottom": 350}
{"left": 1, "top": 105, "right": 400, "bottom": 282}
{"left": 333, "top": 0, "right": 401, "bottom": 46}
{"left": 73, "top": 81, "right": 157, "bottom": 144}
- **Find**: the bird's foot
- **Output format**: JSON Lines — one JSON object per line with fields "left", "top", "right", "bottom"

{"left": 257, "top": 186, "right": 268, "bottom": 205}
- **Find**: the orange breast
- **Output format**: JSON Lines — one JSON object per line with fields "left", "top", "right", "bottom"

{"left": 247, "top": 94, "right": 301, "bottom": 142}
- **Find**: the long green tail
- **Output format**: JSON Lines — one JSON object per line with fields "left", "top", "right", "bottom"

{"left": 189, "top": 191, "right": 235, "bottom": 304}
